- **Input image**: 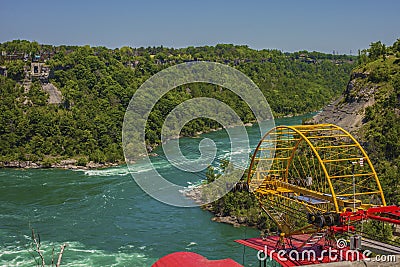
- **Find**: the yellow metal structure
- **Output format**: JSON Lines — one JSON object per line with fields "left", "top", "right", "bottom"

{"left": 247, "top": 124, "right": 386, "bottom": 235}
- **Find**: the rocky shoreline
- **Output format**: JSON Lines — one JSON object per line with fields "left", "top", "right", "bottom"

{"left": 0, "top": 159, "right": 120, "bottom": 170}
{"left": 308, "top": 70, "right": 375, "bottom": 134}
{"left": 207, "top": 205, "right": 258, "bottom": 228}
{"left": 183, "top": 186, "right": 260, "bottom": 229}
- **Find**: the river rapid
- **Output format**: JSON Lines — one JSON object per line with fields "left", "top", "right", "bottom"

{"left": 0, "top": 114, "right": 313, "bottom": 266}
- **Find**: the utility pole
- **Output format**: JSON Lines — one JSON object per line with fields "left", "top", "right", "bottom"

{"left": 352, "top": 161, "right": 356, "bottom": 211}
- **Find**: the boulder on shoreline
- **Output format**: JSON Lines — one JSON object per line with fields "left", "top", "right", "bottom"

{"left": 183, "top": 185, "right": 258, "bottom": 229}
{"left": 211, "top": 216, "right": 242, "bottom": 227}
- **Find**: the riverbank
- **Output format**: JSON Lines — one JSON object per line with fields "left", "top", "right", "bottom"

{"left": 180, "top": 111, "right": 323, "bottom": 232}
{"left": 184, "top": 185, "right": 264, "bottom": 230}
{"left": 0, "top": 111, "right": 319, "bottom": 171}
{"left": 0, "top": 159, "right": 120, "bottom": 170}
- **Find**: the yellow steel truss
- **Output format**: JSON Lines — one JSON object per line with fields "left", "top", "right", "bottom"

{"left": 247, "top": 124, "right": 386, "bottom": 235}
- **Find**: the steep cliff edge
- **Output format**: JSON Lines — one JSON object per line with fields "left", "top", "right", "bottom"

{"left": 311, "top": 39, "right": 400, "bottom": 205}
{"left": 311, "top": 46, "right": 400, "bottom": 137}
{"left": 310, "top": 70, "right": 376, "bottom": 134}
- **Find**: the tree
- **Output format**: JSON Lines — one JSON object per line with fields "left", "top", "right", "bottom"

{"left": 6, "top": 60, "right": 25, "bottom": 80}
{"left": 30, "top": 228, "right": 67, "bottom": 267}
{"left": 206, "top": 166, "right": 217, "bottom": 183}
{"left": 368, "top": 41, "right": 386, "bottom": 60}
{"left": 391, "top": 38, "right": 400, "bottom": 53}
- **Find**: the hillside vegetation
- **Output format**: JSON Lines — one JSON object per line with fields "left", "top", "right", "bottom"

{"left": 205, "top": 39, "right": 400, "bottom": 237}
{"left": 358, "top": 40, "right": 400, "bottom": 205}
{"left": 312, "top": 39, "right": 400, "bottom": 205}
{"left": 0, "top": 41, "right": 354, "bottom": 166}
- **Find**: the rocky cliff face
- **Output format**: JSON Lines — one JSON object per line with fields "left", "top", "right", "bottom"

{"left": 310, "top": 70, "right": 376, "bottom": 134}
{"left": 42, "top": 82, "right": 62, "bottom": 104}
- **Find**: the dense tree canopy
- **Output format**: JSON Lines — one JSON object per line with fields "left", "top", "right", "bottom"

{"left": 0, "top": 41, "right": 354, "bottom": 164}
{"left": 357, "top": 39, "right": 400, "bottom": 205}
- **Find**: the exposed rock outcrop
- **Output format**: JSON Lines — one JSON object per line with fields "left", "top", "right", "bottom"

{"left": 0, "top": 160, "right": 118, "bottom": 170}
{"left": 42, "top": 82, "right": 62, "bottom": 104}
{"left": 183, "top": 186, "right": 260, "bottom": 229}
{"left": 309, "top": 71, "right": 376, "bottom": 134}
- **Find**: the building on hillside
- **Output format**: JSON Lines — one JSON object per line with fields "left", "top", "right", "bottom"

{"left": 31, "top": 62, "right": 50, "bottom": 80}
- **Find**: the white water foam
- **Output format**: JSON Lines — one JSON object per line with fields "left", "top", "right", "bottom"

{"left": 83, "top": 159, "right": 176, "bottom": 177}
{"left": 83, "top": 166, "right": 131, "bottom": 177}
{"left": 0, "top": 240, "right": 155, "bottom": 267}
{"left": 187, "top": 242, "right": 197, "bottom": 247}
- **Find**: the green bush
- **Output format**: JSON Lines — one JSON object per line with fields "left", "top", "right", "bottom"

{"left": 77, "top": 157, "right": 88, "bottom": 166}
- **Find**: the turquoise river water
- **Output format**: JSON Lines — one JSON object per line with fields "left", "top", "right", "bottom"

{"left": 0, "top": 114, "right": 314, "bottom": 266}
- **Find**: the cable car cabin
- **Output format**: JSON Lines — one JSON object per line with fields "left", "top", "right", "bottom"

{"left": 293, "top": 195, "right": 330, "bottom": 205}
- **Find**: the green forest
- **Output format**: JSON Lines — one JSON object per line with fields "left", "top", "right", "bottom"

{"left": 205, "top": 39, "right": 400, "bottom": 241}
{"left": 357, "top": 39, "right": 400, "bottom": 206}
{"left": 0, "top": 40, "right": 354, "bottom": 165}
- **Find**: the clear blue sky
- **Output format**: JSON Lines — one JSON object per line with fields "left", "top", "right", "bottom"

{"left": 1, "top": 0, "right": 399, "bottom": 54}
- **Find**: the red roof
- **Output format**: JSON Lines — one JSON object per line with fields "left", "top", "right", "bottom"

{"left": 152, "top": 252, "right": 243, "bottom": 267}
{"left": 235, "top": 235, "right": 365, "bottom": 267}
